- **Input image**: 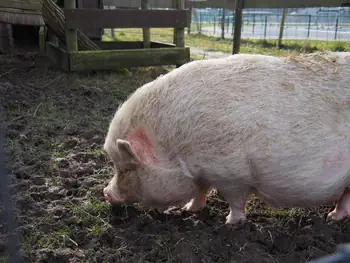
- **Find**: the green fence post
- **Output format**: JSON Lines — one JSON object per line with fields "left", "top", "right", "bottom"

{"left": 264, "top": 15, "right": 267, "bottom": 39}
{"left": 334, "top": 16, "right": 339, "bottom": 40}
{"left": 252, "top": 13, "right": 255, "bottom": 34}
{"left": 307, "top": 14, "right": 311, "bottom": 38}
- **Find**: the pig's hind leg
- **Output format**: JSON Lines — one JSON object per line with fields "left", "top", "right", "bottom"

{"left": 327, "top": 186, "right": 350, "bottom": 221}
{"left": 218, "top": 185, "right": 250, "bottom": 225}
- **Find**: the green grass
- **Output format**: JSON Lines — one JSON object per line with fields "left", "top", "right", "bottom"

{"left": 103, "top": 27, "right": 350, "bottom": 57}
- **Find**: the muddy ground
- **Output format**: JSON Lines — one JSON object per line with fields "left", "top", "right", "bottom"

{"left": 1, "top": 50, "right": 350, "bottom": 263}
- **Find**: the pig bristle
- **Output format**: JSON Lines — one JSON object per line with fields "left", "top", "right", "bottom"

{"left": 285, "top": 51, "right": 340, "bottom": 79}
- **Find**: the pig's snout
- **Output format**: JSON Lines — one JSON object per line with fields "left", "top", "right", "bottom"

{"left": 103, "top": 185, "right": 125, "bottom": 204}
{"left": 103, "top": 187, "right": 113, "bottom": 203}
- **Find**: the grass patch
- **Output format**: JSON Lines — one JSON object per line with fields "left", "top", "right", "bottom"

{"left": 102, "top": 28, "right": 350, "bottom": 57}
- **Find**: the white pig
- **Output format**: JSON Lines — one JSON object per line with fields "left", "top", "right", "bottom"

{"left": 103, "top": 51, "right": 350, "bottom": 224}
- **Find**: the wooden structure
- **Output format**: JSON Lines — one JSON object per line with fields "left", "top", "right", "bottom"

{"left": 0, "top": 0, "right": 103, "bottom": 53}
{"left": 0, "top": 0, "right": 44, "bottom": 52}
{"left": 45, "top": 0, "right": 191, "bottom": 72}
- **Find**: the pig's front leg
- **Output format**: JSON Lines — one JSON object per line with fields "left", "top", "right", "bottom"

{"left": 182, "top": 184, "right": 210, "bottom": 212}
{"left": 219, "top": 185, "right": 250, "bottom": 225}
{"left": 182, "top": 190, "right": 208, "bottom": 212}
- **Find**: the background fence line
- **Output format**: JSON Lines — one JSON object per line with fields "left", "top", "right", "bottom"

{"left": 189, "top": 9, "right": 350, "bottom": 41}
{"left": 101, "top": 6, "right": 350, "bottom": 57}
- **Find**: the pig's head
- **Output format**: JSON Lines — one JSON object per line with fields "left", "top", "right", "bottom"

{"left": 103, "top": 138, "right": 142, "bottom": 205}
{"left": 103, "top": 128, "right": 197, "bottom": 208}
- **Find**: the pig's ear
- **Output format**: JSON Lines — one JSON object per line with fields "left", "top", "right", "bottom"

{"left": 116, "top": 139, "right": 140, "bottom": 165}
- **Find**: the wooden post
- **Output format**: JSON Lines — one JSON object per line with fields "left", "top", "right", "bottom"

{"left": 232, "top": 0, "right": 243, "bottom": 54}
{"left": 141, "top": 0, "right": 151, "bottom": 48}
{"left": 64, "top": 0, "right": 78, "bottom": 52}
{"left": 221, "top": 8, "right": 225, "bottom": 39}
{"left": 175, "top": 0, "right": 185, "bottom": 48}
{"left": 39, "top": 25, "right": 46, "bottom": 52}
{"left": 276, "top": 8, "right": 287, "bottom": 48}
{"left": 110, "top": 6, "right": 116, "bottom": 39}
{"left": 334, "top": 15, "right": 339, "bottom": 40}
{"left": 0, "top": 24, "right": 13, "bottom": 53}
{"left": 307, "top": 14, "right": 311, "bottom": 38}
{"left": 173, "top": 0, "right": 177, "bottom": 44}
{"left": 7, "top": 24, "right": 14, "bottom": 52}
{"left": 187, "top": 7, "right": 192, "bottom": 34}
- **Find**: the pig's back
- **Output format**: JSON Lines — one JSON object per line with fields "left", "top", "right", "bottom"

{"left": 143, "top": 52, "right": 350, "bottom": 149}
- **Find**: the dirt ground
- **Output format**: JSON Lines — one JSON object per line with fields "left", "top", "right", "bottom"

{"left": 1, "top": 50, "right": 350, "bottom": 263}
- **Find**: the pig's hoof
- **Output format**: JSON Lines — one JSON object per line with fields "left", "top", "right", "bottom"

{"left": 182, "top": 199, "right": 206, "bottom": 213}
{"left": 327, "top": 209, "right": 347, "bottom": 221}
{"left": 225, "top": 212, "right": 247, "bottom": 225}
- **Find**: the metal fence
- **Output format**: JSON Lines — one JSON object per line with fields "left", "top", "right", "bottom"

{"left": 191, "top": 9, "right": 350, "bottom": 41}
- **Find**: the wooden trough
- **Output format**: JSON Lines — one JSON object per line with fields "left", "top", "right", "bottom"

{"left": 46, "top": 0, "right": 191, "bottom": 72}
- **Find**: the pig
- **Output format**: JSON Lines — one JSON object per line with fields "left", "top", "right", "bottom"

{"left": 103, "top": 51, "right": 350, "bottom": 225}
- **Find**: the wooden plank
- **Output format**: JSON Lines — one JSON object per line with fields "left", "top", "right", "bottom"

{"left": 0, "top": 1, "right": 42, "bottom": 11}
{"left": 102, "top": 0, "right": 174, "bottom": 8}
{"left": 45, "top": 42, "right": 70, "bottom": 71}
{"left": 94, "top": 40, "right": 176, "bottom": 50}
{"left": 94, "top": 41, "right": 144, "bottom": 50}
{"left": 232, "top": 0, "right": 242, "bottom": 54}
{"left": 69, "top": 47, "right": 190, "bottom": 71}
{"left": 78, "top": 0, "right": 103, "bottom": 40}
{"left": 186, "top": 0, "right": 235, "bottom": 9}
{"left": 151, "top": 41, "right": 176, "bottom": 48}
{"left": 0, "top": 7, "right": 44, "bottom": 26}
{"left": 244, "top": 0, "right": 350, "bottom": 8}
{"left": 65, "top": 0, "right": 78, "bottom": 52}
{"left": 64, "top": 9, "right": 191, "bottom": 29}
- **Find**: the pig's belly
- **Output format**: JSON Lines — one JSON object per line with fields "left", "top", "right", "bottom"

{"left": 249, "top": 145, "right": 350, "bottom": 208}
{"left": 254, "top": 181, "right": 347, "bottom": 208}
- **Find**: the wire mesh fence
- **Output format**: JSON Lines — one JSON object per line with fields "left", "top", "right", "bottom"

{"left": 191, "top": 9, "right": 350, "bottom": 41}
{"left": 102, "top": 7, "right": 350, "bottom": 58}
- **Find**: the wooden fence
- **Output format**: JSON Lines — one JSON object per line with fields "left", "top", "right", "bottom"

{"left": 45, "top": 0, "right": 191, "bottom": 72}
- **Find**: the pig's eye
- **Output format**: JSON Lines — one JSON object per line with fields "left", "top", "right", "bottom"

{"left": 121, "top": 168, "right": 131, "bottom": 174}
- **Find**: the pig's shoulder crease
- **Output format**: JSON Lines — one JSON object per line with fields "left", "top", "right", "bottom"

{"left": 127, "top": 127, "right": 159, "bottom": 165}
